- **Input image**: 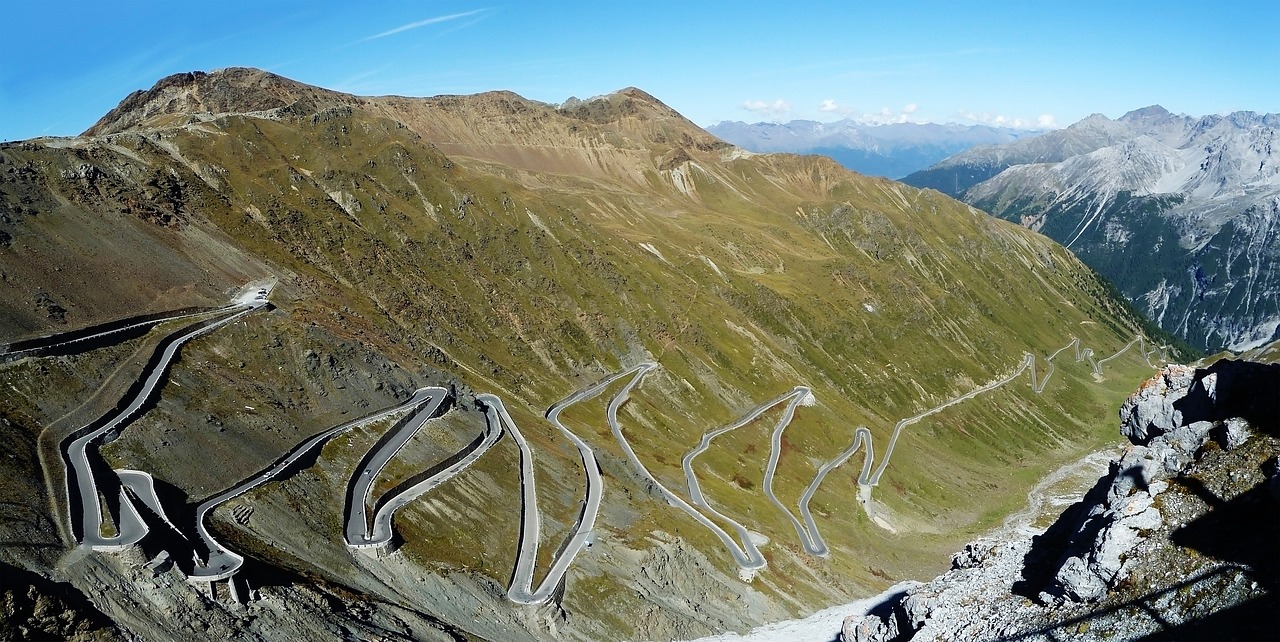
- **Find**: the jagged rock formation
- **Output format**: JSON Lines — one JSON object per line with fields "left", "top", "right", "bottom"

{"left": 842, "top": 353, "right": 1280, "bottom": 641}
{"left": 904, "top": 107, "right": 1280, "bottom": 353}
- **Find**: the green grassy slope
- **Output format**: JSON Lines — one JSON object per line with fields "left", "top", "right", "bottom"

{"left": 0, "top": 70, "right": 1166, "bottom": 639}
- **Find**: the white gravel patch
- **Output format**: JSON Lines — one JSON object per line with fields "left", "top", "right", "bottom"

{"left": 677, "top": 582, "right": 916, "bottom": 642}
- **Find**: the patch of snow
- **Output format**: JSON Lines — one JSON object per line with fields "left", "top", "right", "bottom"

{"left": 525, "top": 209, "right": 558, "bottom": 242}
{"left": 639, "top": 242, "right": 669, "bottom": 264}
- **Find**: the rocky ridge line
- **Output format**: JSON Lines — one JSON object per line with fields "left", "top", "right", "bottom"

{"left": 842, "top": 357, "right": 1280, "bottom": 641}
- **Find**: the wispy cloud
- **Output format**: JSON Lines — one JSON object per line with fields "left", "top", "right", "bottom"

{"left": 332, "top": 65, "right": 394, "bottom": 93}
{"left": 819, "top": 99, "right": 854, "bottom": 115}
{"left": 362, "top": 9, "right": 488, "bottom": 42}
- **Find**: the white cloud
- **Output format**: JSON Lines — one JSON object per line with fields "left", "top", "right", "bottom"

{"left": 742, "top": 99, "right": 792, "bottom": 120}
{"left": 852, "top": 104, "right": 922, "bottom": 125}
{"left": 819, "top": 99, "right": 857, "bottom": 116}
{"left": 957, "top": 110, "right": 1056, "bottom": 130}
{"left": 362, "top": 9, "right": 488, "bottom": 41}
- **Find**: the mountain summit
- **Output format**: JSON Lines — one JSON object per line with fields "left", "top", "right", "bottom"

{"left": 85, "top": 67, "right": 348, "bottom": 136}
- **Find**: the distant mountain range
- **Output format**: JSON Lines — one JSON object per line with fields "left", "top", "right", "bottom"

{"left": 706, "top": 119, "right": 1043, "bottom": 179}
{"left": 904, "top": 106, "right": 1280, "bottom": 352}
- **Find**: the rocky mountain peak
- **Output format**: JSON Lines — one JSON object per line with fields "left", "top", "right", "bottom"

{"left": 557, "top": 86, "right": 673, "bottom": 122}
{"left": 83, "top": 67, "right": 353, "bottom": 137}
{"left": 1070, "top": 113, "right": 1114, "bottom": 128}
{"left": 555, "top": 86, "right": 729, "bottom": 153}
{"left": 1119, "top": 104, "right": 1172, "bottom": 122}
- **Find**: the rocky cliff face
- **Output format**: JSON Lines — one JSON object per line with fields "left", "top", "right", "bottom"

{"left": 841, "top": 353, "right": 1280, "bottom": 641}
{"left": 905, "top": 107, "right": 1280, "bottom": 353}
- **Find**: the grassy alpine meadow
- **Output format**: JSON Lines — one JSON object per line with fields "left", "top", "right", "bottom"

{"left": 0, "top": 73, "right": 1180, "bottom": 639}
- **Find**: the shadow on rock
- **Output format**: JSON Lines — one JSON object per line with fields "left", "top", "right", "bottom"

{"left": 1011, "top": 472, "right": 1114, "bottom": 601}
{"left": 1173, "top": 360, "right": 1280, "bottom": 434}
{"left": 1170, "top": 475, "right": 1279, "bottom": 594}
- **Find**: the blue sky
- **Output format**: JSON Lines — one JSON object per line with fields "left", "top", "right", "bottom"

{"left": 2, "top": 0, "right": 1277, "bottom": 141}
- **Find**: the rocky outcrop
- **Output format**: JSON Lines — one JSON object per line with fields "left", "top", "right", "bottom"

{"left": 842, "top": 358, "right": 1280, "bottom": 641}
{"left": 83, "top": 68, "right": 354, "bottom": 137}
{"left": 0, "top": 562, "right": 125, "bottom": 641}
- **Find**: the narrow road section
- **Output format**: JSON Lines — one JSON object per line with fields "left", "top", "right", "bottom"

{"left": 680, "top": 388, "right": 817, "bottom": 569}
{"left": 758, "top": 387, "right": 827, "bottom": 556}
{"left": 486, "top": 362, "right": 652, "bottom": 604}
{"left": 191, "top": 387, "right": 439, "bottom": 581}
{"left": 64, "top": 300, "right": 267, "bottom": 550}
{"left": 343, "top": 388, "right": 449, "bottom": 547}
{"left": 604, "top": 363, "right": 771, "bottom": 579}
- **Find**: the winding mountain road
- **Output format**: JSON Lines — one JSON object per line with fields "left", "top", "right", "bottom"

{"left": 673, "top": 334, "right": 1165, "bottom": 563}
{"left": 190, "top": 387, "right": 439, "bottom": 581}
{"left": 343, "top": 387, "right": 450, "bottom": 547}
{"left": 603, "top": 364, "right": 772, "bottom": 577}
{"left": 364, "top": 415, "right": 502, "bottom": 543}
{"left": 679, "top": 389, "right": 818, "bottom": 568}
{"left": 758, "top": 387, "right": 833, "bottom": 556}
{"left": 65, "top": 301, "right": 267, "bottom": 550}
{"left": 485, "top": 362, "right": 653, "bottom": 604}
{"left": 35, "top": 273, "right": 1164, "bottom": 594}
{"left": 1, "top": 307, "right": 228, "bottom": 364}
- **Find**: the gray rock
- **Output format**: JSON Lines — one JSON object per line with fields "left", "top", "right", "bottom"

{"left": 1165, "top": 420, "right": 1215, "bottom": 456}
{"left": 1215, "top": 417, "right": 1253, "bottom": 450}
{"left": 1119, "top": 365, "right": 1196, "bottom": 444}
{"left": 901, "top": 591, "right": 939, "bottom": 630}
{"left": 842, "top": 613, "right": 895, "bottom": 642}
{"left": 1055, "top": 555, "right": 1107, "bottom": 602}
{"left": 950, "top": 539, "right": 997, "bottom": 570}
{"left": 1110, "top": 446, "right": 1162, "bottom": 500}
{"left": 841, "top": 357, "right": 1279, "bottom": 641}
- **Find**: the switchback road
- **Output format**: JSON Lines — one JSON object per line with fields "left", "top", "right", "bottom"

{"left": 343, "top": 388, "right": 449, "bottom": 547}
{"left": 65, "top": 301, "right": 266, "bottom": 550}
{"left": 191, "top": 387, "right": 439, "bottom": 581}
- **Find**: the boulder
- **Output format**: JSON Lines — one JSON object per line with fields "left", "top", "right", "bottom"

{"left": 1214, "top": 417, "right": 1253, "bottom": 450}
{"left": 1119, "top": 365, "right": 1195, "bottom": 444}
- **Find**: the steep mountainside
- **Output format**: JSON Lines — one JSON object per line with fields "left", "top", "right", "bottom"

{"left": 904, "top": 107, "right": 1280, "bottom": 353}
{"left": 1, "top": 68, "right": 1165, "bottom": 641}
{"left": 843, "top": 348, "right": 1280, "bottom": 641}
{"left": 707, "top": 120, "right": 1039, "bottom": 179}
{"left": 901, "top": 109, "right": 1167, "bottom": 195}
